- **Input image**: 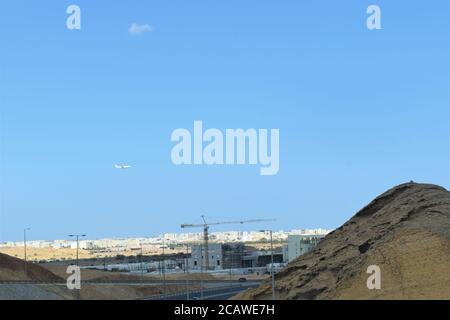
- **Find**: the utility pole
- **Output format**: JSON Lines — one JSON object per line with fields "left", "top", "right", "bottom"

{"left": 23, "top": 228, "right": 30, "bottom": 276}
{"left": 69, "top": 234, "right": 86, "bottom": 266}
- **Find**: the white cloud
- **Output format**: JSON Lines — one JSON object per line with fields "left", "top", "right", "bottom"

{"left": 128, "top": 23, "right": 153, "bottom": 36}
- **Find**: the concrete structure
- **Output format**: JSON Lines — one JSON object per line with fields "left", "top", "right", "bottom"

{"left": 190, "top": 243, "right": 244, "bottom": 270}
{"left": 242, "top": 250, "right": 284, "bottom": 268}
{"left": 285, "top": 234, "right": 324, "bottom": 263}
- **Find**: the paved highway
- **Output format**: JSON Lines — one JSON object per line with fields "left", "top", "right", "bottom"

{"left": 0, "top": 280, "right": 261, "bottom": 287}
{"left": 0, "top": 281, "right": 259, "bottom": 300}
{"left": 141, "top": 283, "right": 259, "bottom": 300}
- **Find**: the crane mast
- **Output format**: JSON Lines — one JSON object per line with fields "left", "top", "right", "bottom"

{"left": 201, "top": 215, "right": 209, "bottom": 271}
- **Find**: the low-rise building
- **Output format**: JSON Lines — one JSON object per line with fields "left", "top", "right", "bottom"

{"left": 286, "top": 234, "right": 324, "bottom": 263}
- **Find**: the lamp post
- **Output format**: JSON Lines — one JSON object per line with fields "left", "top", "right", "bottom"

{"left": 69, "top": 234, "right": 86, "bottom": 266}
{"left": 162, "top": 237, "right": 167, "bottom": 294}
{"left": 23, "top": 228, "right": 31, "bottom": 276}
{"left": 229, "top": 245, "right": 234, "bottom": 291}
{"left": 260, "top": 229, "right": 275, "bottom": 299}
{"left": 200, "top": 243, "right": 204, "bottom": 300}
{"left": 185, "top": 244, "right": 190, "bottom": 300}
{"left": 140, "top": 241, "right": 144, "bottom": 279}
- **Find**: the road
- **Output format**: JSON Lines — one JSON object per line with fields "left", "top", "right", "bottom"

{"left": 0, "top": 280, "right": 261, "bottom": 287}
{"left": 0, "top": 284, "right": 63, "bottom": 300}
{"left": 141, "top": 283, "right": 259, "bottom": 300}
{"left": 0, "top": 280, "right": 260, "bottom": 300}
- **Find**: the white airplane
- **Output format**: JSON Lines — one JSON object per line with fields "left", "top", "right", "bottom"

{"left": 114, "top": 164, "right": 132, "bottom": 169}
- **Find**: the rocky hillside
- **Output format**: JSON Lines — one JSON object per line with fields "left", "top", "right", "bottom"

{"left": 237, "top": 182, "right": 450, "bottom": 299}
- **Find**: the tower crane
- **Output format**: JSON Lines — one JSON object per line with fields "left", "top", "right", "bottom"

{"left": 181, "top": 215, "right": 275, "bottom": 270}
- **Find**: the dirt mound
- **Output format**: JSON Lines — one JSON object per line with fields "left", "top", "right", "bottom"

{"left": 43, "top": 265, "right": 147, "bottom": 282}
{"left": 237, "top": 182, "right": 450, "bottom": 300}
{"left": 0, "top": 253, "right": 63, "bottom": 282}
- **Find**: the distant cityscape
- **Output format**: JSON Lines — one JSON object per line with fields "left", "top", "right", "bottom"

{"left": 0, "top": 228, "right": 332, "bottom": 250}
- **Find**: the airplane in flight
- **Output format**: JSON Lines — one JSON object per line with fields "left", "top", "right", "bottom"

{"left": 114, "top": 164, "right": 132, "bottom": 169}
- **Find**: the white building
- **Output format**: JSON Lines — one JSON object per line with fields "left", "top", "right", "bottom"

{"left": 190, "top": 243, "right": 223, "bottom": 270}
{"left": 285, "top": 234, "right": 324, "bottom": 263}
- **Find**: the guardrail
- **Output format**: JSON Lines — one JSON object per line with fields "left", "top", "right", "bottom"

{"left": 0, "top": 279, "right": 262, "bottom": 285}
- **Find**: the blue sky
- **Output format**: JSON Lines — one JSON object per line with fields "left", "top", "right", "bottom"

{"left": 1, "top": 1, "right": 449, "bottom": 241}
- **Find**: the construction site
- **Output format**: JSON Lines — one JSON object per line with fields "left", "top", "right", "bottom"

{"left": 1, "top": 182, "right": 449, "bottom": 300}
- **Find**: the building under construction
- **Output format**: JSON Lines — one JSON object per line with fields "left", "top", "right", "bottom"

{"left": 181, "top": 215, "right": 274, "bottom": 271}
{"left": 190, "top": 243, "right": 244, "bottom": 270}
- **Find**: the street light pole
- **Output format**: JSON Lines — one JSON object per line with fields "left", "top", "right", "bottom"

{"left": 69, "top": 234, "right": 86, "bottom": 266}
{"left": 200, "top": 243, "right": 204, "bottom": 300}
{"left": 269, "top": 230, "right": 275, "bottom": 300}
{"left": 229, "top": 245, "right": 233, "bottom": 291}
{"left": 185, "top": 244, "right": 190, "bottom": 300}
{"left": 260, "top": 229, "right": 276, "bottom": 299}
{"left": 162, "top": 237, "right": 167, "bottom": 294}
{"left": 23, "top": 228, "right": 30, "bottom": 276}
{"left": 140, "top": 241, "right": 144, "bottom": 279}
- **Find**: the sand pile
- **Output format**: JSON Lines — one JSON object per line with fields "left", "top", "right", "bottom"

{"left": 0, "top": 253, "right": 63, "bottom": 282}
{"left": 0, "top": 253, "right": 74, "bottom": 299}
{"left": 0, "top": 254, "right": 200, "bottom": 299}
{"left": 237, "top": 182, "right": 450, "bottom": 300}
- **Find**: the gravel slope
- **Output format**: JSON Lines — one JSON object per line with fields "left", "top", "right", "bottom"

{"left": 0, "top": 284, "right": 63, "bottom": 300}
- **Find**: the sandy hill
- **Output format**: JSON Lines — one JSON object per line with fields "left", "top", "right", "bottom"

{"left": 0, "top": 254, "right": 202, "bottom": 299}
{"left": 0, "top": 253, "right": 63, "bottom": 282}
{"left": 237, "top": 182, "right": 450, "bottom": 300}
{"left": 0, "top": 253, "right": 74, "bottom": 300}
